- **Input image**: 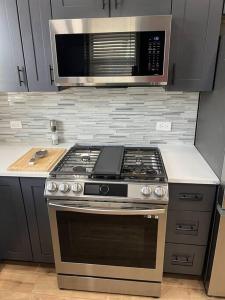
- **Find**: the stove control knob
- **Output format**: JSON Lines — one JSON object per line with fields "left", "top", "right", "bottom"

{"left": 141, "top": 186, "right": 151, "bottom": 196}
{"left": 154, "top": 186, "right": 166, "bottom": 197}
{"left": 72, "top": 183, "right": 83, "bottom": 194}
{"left": 47, "top": 182, "right": 58, "bottom": 193}
{"left": 59, "top": 183, "right": 70, "bottom": 193}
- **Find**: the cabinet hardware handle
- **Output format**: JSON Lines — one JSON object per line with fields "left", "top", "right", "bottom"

{"left": 17, "top": 66, "right": 28, "bottom": 87}
{"left": 17, "top": 66, "right": 23, "bottom": 86}
{"left": 115, "top": 0, "right": 118, "bottom": 9}
{"left": 102, "top": 0, "right": 105, "bottom": 9}
{"left": 178, "top": 193, "right": 203, "bottom": 201}
{"left": 49, "top": 65, "right": 54, "bottom": 85}
{"left": 171, "top": 255, "right": 193, "bottom": 266}
{"left": 176, "top": 224, "right": 198, "bottom": 232}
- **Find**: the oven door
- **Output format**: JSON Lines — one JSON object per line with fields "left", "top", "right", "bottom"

{"left": 48, "top": 200, "right": 167, "bottom": 282}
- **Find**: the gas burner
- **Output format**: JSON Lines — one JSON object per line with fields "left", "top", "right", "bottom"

{"left": 81, "top": 154, "right": 91, "bottom": 162}
{"left": 135, "top": 157, "right": 143, "bottom": 166}
{"left": 73, "top": 166, "right": 87, "bottom": 173}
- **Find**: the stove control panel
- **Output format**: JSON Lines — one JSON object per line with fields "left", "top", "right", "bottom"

{"left": 45, "top": 180, "right": 168, "bottom": 204}
{"left": 84, "top": 183, "right": 128, "bottom": 197}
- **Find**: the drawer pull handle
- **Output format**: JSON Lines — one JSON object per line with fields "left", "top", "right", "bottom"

{"left": 49, "top": 65, "right": 54, "bottom": 85}
{"left": 176, "top": 223, "right": 198, "bottom": 233}
{"left": 179, "top": 193, "right": 203, "bottom": 201}
{"left": 171, "top": 255, "right": 193, "bottom": 266}
{"left": 17, "top": 66, "right": 28, "bottom": 87}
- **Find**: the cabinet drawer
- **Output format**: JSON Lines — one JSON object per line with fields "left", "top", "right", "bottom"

{"left": 164, "top": 243, "right": 206, "bottom": 275}
{"left": 168, "top": 184, "right": 217, "bottom": 212}
{"left": 166, "top": 210, "right": 212, "bottom": 245}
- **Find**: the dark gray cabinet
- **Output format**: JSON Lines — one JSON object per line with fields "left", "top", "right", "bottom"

{"left": 0, "top": 0, "right": 56, "bottom": 92}
{"left": 195, "top": 34, "right": 225, "bottom": 179}
{"left": 164, "top": 183, "right": 217, "bottom": 275}
{"left": 51, "top": 0, "right": 110, "bottom": 19}
{"left": 111, "top": 0, "right": 171, "bottom": 17}
{"left": 0, "top": 177, "right": 32, "bottom": 261}
{"left": 0, "top": 0, "right": 28, "bottom": 92}
{"left": 21, "top": 178, "right": 54, "bottom": 263}
{"left": 168, "top": 0, "right": 223, "bottom": 91}
{"left": 17, "top": 0, "right": 57, "bottom": 91}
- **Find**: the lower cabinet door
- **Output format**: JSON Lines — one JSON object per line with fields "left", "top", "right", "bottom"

{"left": 164, "top": 243, "right": 206, "bottom": 275}
{"left": 21, "top": 178, "right": 54, "bottom": 263}
{"left": 0, "top": 177, "right": 32, "bottom": 261}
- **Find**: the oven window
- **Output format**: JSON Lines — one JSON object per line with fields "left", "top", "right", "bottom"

{"left": 55, "top": 31, "right": 165, "bottom": 77}
{"left": 57, "top": 211, "right": 158, "bottom": 269}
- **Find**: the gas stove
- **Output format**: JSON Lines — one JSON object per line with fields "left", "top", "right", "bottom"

{"left": 45, "top": 145, "right": 168, "bottom": 204}
{"left": 45, "top": 145, "right": 169, "bottom": 297}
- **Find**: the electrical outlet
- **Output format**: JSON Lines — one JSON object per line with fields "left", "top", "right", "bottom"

{"left": 156, "top": 121, "right": 172, "bottom": 132}
{"left": 10, "top": 120, "right": 23, "bottom": 129}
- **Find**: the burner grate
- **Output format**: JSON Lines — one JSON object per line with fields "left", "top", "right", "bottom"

{"left": 121, "top": 148, "right": 166, "bottom": 181}
{"left": 50, "top": 145, "right": 167, "bottom": 182}
{"left": 50, "top": 146, "right": 101, "bottom": 176}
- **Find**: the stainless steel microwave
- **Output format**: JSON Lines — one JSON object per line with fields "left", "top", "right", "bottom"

{"left": 49, "top": 16, "right": 172, "bottom": 87}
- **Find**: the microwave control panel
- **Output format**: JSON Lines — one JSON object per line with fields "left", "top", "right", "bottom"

{"left": 138, "top": 31, "right": 165, "bottom": 76}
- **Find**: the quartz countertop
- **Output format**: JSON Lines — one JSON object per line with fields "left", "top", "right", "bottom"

{"left": 0, "top": 143, "right": 220, "bottom": 184}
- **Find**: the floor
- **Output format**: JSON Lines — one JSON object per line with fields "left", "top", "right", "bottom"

{"left": 0, "top": 262, "right": 222, "bottom": 300}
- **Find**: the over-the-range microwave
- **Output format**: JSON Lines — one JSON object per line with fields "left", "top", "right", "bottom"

{"left": 49, "top": 15, "right": 172, "bottom": 87}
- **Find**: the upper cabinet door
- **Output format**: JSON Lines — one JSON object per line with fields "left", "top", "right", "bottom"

{"left": 168, "top": 0, "right": 223, "bottom": 91}
{"left": 111, "top": 0, "right": 172, "bottom": 17}
{"left": 17, "top": 0, "right": 57, "bottom": 91}
{"left": 0, "top": 0, "right": 28, "bottom": 92}
{"left": 51, "top": 0, "right": 110, "bottom": 19}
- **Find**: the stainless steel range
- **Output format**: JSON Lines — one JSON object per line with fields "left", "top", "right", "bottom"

{"left": 45, "top": 145, "right": 168, "bottom": 297}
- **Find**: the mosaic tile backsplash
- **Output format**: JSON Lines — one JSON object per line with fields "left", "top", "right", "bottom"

{"left": 0, "top": 87, "right": 199, "bottom": 145}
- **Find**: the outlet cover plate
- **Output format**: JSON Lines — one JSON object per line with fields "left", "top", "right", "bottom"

{"left": 10, "top": 120, "right": 23, "bottom": 129}
{"left": 156, "top": 121, "right": 172, "bottom": 131}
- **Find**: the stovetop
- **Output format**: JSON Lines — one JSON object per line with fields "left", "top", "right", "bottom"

{"left": 50, "top": 145, "right": 167, "bottom": 183}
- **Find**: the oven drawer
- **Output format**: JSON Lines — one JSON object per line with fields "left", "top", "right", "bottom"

{"left": 166, "top": 210, "right": 212, "bottom": 245}
{"left": 168, "top": 184, "right": 217, "bottom": 212}
{"left": 164, "top": 243, "right": 206, "bottom": 275}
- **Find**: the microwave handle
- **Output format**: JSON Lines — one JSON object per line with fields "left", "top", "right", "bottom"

{"left": 48, "top": 202, "right": 166, "bottom": 216}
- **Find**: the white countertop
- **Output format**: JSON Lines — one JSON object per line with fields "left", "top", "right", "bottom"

{"left": 160, "top": 145, "right": 220, "bottom": 185}
{"left": 0, "top": 143, "right": 220, "bottom": 184}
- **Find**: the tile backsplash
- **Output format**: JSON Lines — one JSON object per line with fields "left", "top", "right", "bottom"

{"left": 0, "top": 87, "right": 199, "bottom": 145}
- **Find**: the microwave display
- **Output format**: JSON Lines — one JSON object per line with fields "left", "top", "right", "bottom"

{"left": 55, "top": 31, "right": 165, "bottom": 78}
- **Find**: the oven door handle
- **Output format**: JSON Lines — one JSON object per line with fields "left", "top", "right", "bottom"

{"left": 48, "top": 202, "right": 167, "bottom": 216}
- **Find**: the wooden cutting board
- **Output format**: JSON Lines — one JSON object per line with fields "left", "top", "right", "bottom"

{"left": 8, "top": 147, "right": 67, "bottom": 172}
